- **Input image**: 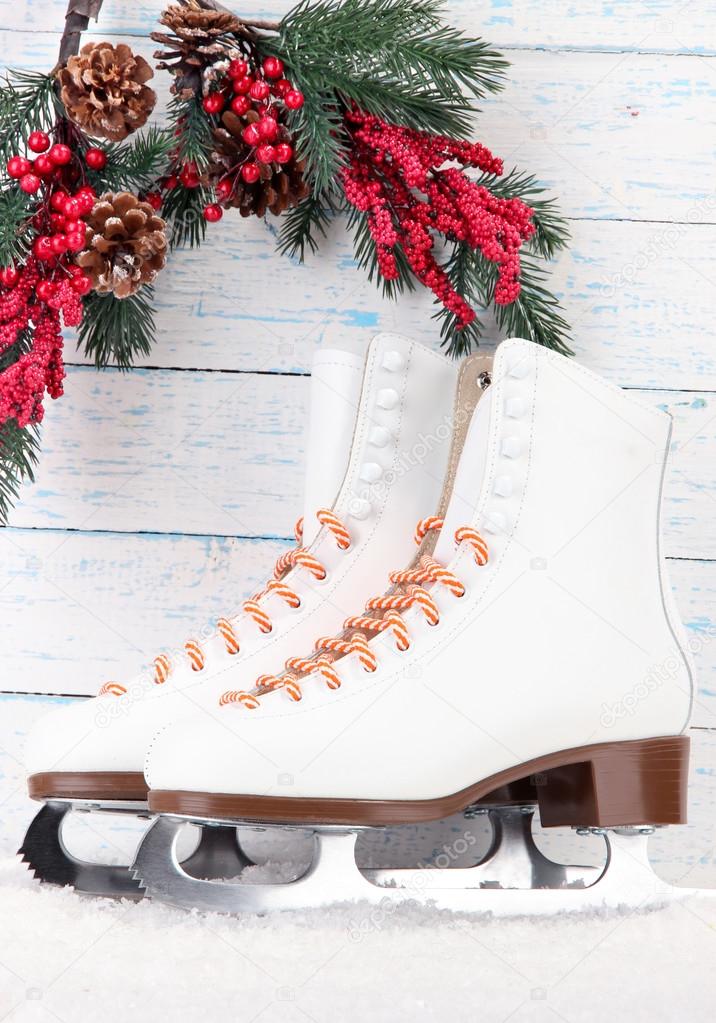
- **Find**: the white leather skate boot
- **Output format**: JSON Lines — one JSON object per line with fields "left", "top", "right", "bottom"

{"left": 136, "top": 337, "right": 705, "bottom": 917}
{"left": 21, "top": 332, "right": 464, "bottom": 895}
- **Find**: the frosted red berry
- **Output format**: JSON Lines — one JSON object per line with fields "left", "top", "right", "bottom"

{"left": 275, "top": 143, "right": 293, "bottom": 164}
{"left": 33, "top": 236, "right": 54, "bottom": 261}
{"left": 7, "top": 156, "right": 31, "bottom": 179}
{"left": 257, "top": 117, "right": 278, "bottom": 141}
{"left": 0, "top": 266, "right": 19, "bottom": 287}
{"left": 33, "top": 154, "right": 55, "bottom": 176}
{"left": 49, "top": 143, "right": 72, "bottom": 166}
{"left": 249, "top": 80, "right": 270, "bottom": 101}
{"left": 70, "top": 273, "right": 92, "bottom": 295}
{"left": 242, "top": 123, "right": 261, "bottom": 147}
{"left": 180, "top": 162, "right": 200, "bottom": 188}
{"left": 284, "top": 89, "right": 304, "bottom": 110}
{"left": 241, "top": 162, "right": 260, "bottom": 184}
{"left": 202, "top": 93, "right": 224, "bottom": 114}
{"left": 203, "top": 203, "right": 223, "bottom": 222}
{"left": 19, "top": 173, "right": 42, "bottom": 194}
{"left": 230, "top": 95, "right": 251, "bottom": 116}
{"left": 28, "top": 131, "right": 50, "bottom": 153}
{"left": 256, "top": 144, "right": 276, "bottom": 164}
{"left": 232, "top": 75, "right": 253, "bottom": 95}
{"left": 228, "top": 58, "right": 248, "bottom": 78}
{"left": 85, "top": 148, "right": 107, "bottom": 170}
{"left": 262, "top": 56, "right": 284, "bottom": 79}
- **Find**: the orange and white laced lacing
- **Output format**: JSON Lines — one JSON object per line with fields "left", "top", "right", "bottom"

{"left": 98, "top": 508, "right": 352, "bottom": 698}
{"left": 219, "top": 518, "right": 489, "bottom": 709}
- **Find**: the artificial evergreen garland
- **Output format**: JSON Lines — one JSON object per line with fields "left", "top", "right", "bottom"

{"left": 0, "top": 0, "right": 571, "bottom": 523}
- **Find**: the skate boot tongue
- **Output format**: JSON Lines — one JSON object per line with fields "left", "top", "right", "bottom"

{"left": 301, "top": 345, "right": 364, "bottom": 546}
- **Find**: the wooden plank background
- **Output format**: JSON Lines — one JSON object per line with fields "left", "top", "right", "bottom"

{"left": 1, "top": 1, "right": 715, "bottom": 877}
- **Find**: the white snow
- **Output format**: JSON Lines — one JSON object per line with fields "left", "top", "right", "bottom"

{"left": 1, "top": 854, "right": 715, "bottom": 1023}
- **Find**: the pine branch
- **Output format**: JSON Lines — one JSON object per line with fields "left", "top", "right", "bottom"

{"left": 279, "top": 0, "right": 506, "bottom": 101}
{"left": 433, "top": 246, "right": 571, "bottom": 357}
{"left": 162, "top": 183, "right": 211, "bottom": 248}
{"left": 77, "top": 287, "right": 157, "bottom": 369}
{"left": 380, "top": 27, "right": 507, "bottom": 102}
{"left": 87, "top": 127, "right": 176, "bottom": 193}
{"left": 167, "top": 94, "right": 213, "bottom": 171}
{"left": 474, "top": 167, "right": 570, "bottom": 260}
{"left": 296, "top": 64, "right": 475, "bottom": 137}
{"left": 276, "top": 0, "right": 506, "bottom": 139}
{"left": 0, "top": 419, "right": 40, "bottom": 525}
{"left": 0, "top": 70, "right": 60, "bottom": 166}
{"left": 287, "top": 87, "right": 346, "bottom": 196}
{"left": 480, "top": 252, "right": 572, "bottom": 355}
{"left": 277, "top": 189, "right": 333, "bottom": 260}
{"left": 0, "top": 189, "right": 34, "bottom": 269}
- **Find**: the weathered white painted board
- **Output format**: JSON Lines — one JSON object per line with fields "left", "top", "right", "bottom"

{"left": 7, "top": 368, "right": 307, "bottom": 538}
{"left": 3, "top": 32, "right": 715, "bottom": 227}
{"left": 129, "top": 218, "right": 716, "bottom": 393}
{"left": 6, "top": 0, "right": 716, "bottom": 55}
{"left": 2, "top": 692, "right": 715, "bottom": 885}
{"left": 5, "top": 375, "right": 716, "bottom": 559}
{"left": 0, "top": 528, "right": 288, "bottom": 696}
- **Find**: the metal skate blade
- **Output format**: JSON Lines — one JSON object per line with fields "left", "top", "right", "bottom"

{"left": 368, "top": 806, "right": 600, "bottom": 890}
{"left": 132, "top": 815, "right": 716, "bottom": 917}
{"left": 20, "top": 802, "right": 257, "bottom": 898}
{"left": 19, "top": 801, "right": 143, "bottom": 899}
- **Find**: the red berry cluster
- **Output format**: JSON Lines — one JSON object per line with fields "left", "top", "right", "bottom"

{"left": 6, "top": 130, "right": 107, "bottom": 195}
{"left": 0, "top": 132, "right": 105, "bottom": 427}
{"left": 341, "top": 110, "right": 536, "bottom": 326}
{"left": 197, "top": 54, "right": 304, "bottom": 222}
{"left": 32, "top": 186, "right": 95, "bottom": 282}
{"left": 0, "top": 257, "right": 77, "bottom": 428}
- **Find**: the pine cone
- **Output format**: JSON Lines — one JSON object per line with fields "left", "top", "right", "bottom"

{"left": 76, "top": 192, "right": 168, "bottom": 299}
{"left": 152, "top": 0, "right": 242, "bottom": 94}
{"left": 57, "top": 42, "right": 156, "bottom": 142}
{"left": 209, "top": 111, "right": 310, "bottom": 218}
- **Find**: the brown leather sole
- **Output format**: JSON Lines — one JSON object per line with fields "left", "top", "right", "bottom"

{"left": 149, "top": 735, "right": 689, "bottom": 828}
{"left": 28, "top": 771, "right": 147, "bottom": 802}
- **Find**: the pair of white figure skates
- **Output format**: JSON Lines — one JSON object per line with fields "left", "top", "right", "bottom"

{"left": 20, "top": 333, "right": 708, "bottom": 915}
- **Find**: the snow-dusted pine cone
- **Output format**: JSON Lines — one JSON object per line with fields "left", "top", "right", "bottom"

{"left": 57, "top": 42, "right": 156, "bottom": 142}
{"left": 76, "top": 192, "right": 168, "bottom": 299}
{"left": 209, "top": 111, "right": 310, "bottom": 218}
{"left": 152, "top": 0, "right": 241, "bottom": 94}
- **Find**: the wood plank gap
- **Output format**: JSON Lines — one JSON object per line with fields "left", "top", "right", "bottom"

{"left": 62, "top": 363, "right": 310, "bottom": 377}
{"left": 1, "top": 524, "right": 293, "bottom": 542}
{"left": 5, "top": 25, "right": 715, "bottom": 61}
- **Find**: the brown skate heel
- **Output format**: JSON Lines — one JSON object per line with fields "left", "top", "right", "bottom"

{"left": 533, "top": 735, "right": 689, "bottom": 828}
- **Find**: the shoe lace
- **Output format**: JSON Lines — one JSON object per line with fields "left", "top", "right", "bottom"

{"left": 97, "top": 509, "right": 352, "bottom": 698}
{"left": 219, "top": 519, "right": 488, "bottom": 709}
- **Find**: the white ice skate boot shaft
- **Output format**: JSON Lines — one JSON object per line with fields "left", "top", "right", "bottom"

{"left": 138, "top": 338, "right": 704, "bottom": 916}
{"left": 20, "top": 334, "right": 462, "bottom": 892}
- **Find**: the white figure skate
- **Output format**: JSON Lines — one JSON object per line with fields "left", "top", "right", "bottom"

{"left": 135, "top": 337, "right": 714, "bottom": 916}
{"left": 20, "top": 333, "right": 464, "bottom": 896}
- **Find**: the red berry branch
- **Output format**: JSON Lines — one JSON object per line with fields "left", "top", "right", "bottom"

{"left": 1, "top": 125, "right": 101, "bottom": 428}
{"left": 341, "top": 110, "right": 536, "bottom": 329}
